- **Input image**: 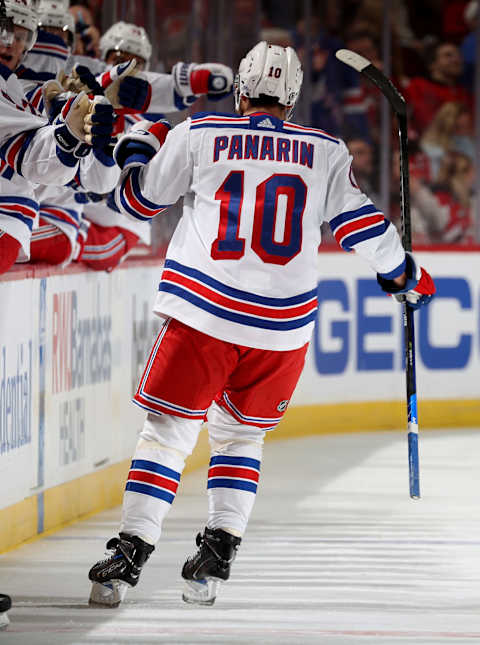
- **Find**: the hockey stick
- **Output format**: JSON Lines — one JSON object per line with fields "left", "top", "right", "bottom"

{"left": 335, "top": 49, "right": 420, "bottom": 499}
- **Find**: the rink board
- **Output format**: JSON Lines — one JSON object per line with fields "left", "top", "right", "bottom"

{"left": 0, "top": 252, "right": 479, "bottom": 551}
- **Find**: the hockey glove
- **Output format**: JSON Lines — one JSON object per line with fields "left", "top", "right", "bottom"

{"left": 42, "top": 75, "right": 72, "bottom": 122}
{"left": 97, "top": 60, "right": 138, "bottom": 108}
{"left": 65, "top": 64, "right": 105, "bottom": 96}
{"left": 172, "top": 62, "right": 233, "bottom": 101}
{"left": 377, "top": 252, "right": 435, "bottom": 310}
{"left": 113, "top": 118, "right": 171, "bottom": 169}
{"left": 52, "top": 92, "right": 92, "bottom": 159}
{"left": 117, "top": 76, "right": 151, "bottom": 112}
{"left": 83, "top": 97, "right": 115, "bottom": 149}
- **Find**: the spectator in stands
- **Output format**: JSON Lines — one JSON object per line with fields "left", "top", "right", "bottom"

{"left": 390, "top": 148, "right": 449, "bottom": 245}
{"left": 346, "top": 136, "right": 380, "bottom": 204}
{"left": 69, "top": 4, "right": 100, "bottom": 58}
{"left": 404, "top": 41, "right": 473, "bottom": 136}
{"left": 451, "top": 101, "right": 475, "bottom": 160}
{"left": 432, "top": 151, "right": 475, "bottom": 244}
{"left": 344, "top": 30, "right": 383, "bottom": 142}
{"left": 419, "top": 101, "right": 465, "bottom": 181}
{"left": 442, "top": 0, "right": 471, "bottom": 44}
{"left": 294, "top": 17, "right": 370, "bottom": 138}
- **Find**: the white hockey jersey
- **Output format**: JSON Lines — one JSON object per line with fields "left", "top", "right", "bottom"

{"left": 0, "top": 66, "right": 80, "bottom": 186}
{"left": 115, "top": 112, "right": 406, "bottom": 351}
{"left": 0, "top": 167, "right": 38, "bottom": 260}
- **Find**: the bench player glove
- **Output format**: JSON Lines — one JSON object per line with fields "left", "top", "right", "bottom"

{"left": 117, "top": 76, "right": 151, "bottom": 112}
{"left": 83, "top": 97, "right": 115, "bottom": 149}
{"left": 172, "top": 62, "right": 233, "bottom": 100}
{"left": 66, "top": 64, "right": 105, "bottom": 96}
{"left": 51, "top": 92, "right": 114, "bottom": 158}
{"left": 113, "top": 118, "right": 171, "bottom": 169}
{"left": 97, "top": 59, "right": 138, "bottom": 108}
{"left": 377, "top": 252, "right": 435, "bottom": 310}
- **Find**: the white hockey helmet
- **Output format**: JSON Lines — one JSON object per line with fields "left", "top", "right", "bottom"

{"left": 4, "top": 0, "right": 38, "bottom": 50}
{"left": 99, "top": 21, "right": 152, "bottom": 65}
{"left": 37, "top": 0, "right": 74, "bottom": 47}
{"left": 234, "top": 41, "right": 303, "bottom": 120}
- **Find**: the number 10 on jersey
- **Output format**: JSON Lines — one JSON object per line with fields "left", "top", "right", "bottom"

{"left": 211, "top": 171, "right": 307, "bottom": 265}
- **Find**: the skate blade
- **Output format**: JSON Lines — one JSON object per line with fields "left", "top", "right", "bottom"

{"left": 89, "top": 581, "right": 129, "bottom": 607}
{"left": 0, "top": 611, "right": 9, "bottom": 630}
{"left": 182, "top": 578, "right": 221, "bottom": 606}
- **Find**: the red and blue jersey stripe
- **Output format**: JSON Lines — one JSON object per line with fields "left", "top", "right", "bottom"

{"left": 40, "top": 205, "right": 81, "bottom": 231}
{"left": 24, "top": 85, "right": 44, "bottom": 113}
{"left": 28, "top": 40, "right": 69, "bottom": 61}
{"left": 0, "top": 130, "right": 36, "bottom": 176}
{"left": 329, "top": 204, "right": 389, "bottom": 250}
{"left": 125, "top": 459, "right": 180, "bottom": 504}
{"left": 207, "top": 455, "right": 261, "bottom": 494}
{"left": 0, "top": 195, "right": 38, "bottom": 230}
{"left": 159, "top": 259, "right": 318, "bottom": 332}
{"left": 118, "top": 166, "right": 170, "bottom": 221}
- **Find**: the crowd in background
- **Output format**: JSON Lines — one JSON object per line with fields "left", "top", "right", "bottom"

{"left": 68, "top": 0, "right": 479, "bottom": 249}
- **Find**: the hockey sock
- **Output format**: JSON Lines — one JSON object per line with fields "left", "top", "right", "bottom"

{"left": 207, "top": 402, "right": 264, "bottom": 536}
{"left": 120, "top": 413, "right": 203, "bottom": 544}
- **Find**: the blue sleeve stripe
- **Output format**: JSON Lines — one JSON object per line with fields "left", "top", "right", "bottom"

{"left": 330, "top": 204, "right": 380, "bottom": 231}
{"left": 118, "top": 186, "right": 150, "bottom": 221}
{"left": 123, "top": 153, "right": 152, "bottom": 168}
{"left": 0, "top": 195, "right": 38, "bottom": 209}
{"left": 340, "top": 220, "right": 390, "bottom": 250}
{"left": 378, "top": 258, "right": 407, "bottom": 279}
{"left": 131, "top": 167, "right": 167, "bottom": 211}
{"left": 0, "top": 208, "right": 35, "bottom": 229}
{"left": 16, "top": 130, "right": 35, "bottom": 175}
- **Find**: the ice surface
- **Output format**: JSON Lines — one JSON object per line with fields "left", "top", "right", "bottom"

{"left": 1, "top": 429, "right": 480, "bottom": 644}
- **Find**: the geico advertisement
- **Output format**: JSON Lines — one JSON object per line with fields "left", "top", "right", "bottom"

{"left": 294, "top": 252, "right": 480, "bottom": 405}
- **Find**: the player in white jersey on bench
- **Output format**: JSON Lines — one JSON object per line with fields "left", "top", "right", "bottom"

{"left": 88, "top": 41, "right": 435, "bottom": 607}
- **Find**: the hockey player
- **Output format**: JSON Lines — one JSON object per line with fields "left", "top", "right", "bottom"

{"left": 87, "top": 41, "right": 436, "bottom": 607}
{"left": 74, "top": 20, "right": 234, "bottom": 271}
{"left": 0, "top": 0, "right": 114, "bottom": 273}
{"left": 15, "top": 0, "right": 116, "bottom": 267}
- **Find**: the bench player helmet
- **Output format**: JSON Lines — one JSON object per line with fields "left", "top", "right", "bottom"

{"left": 234, "top": 40, "right": 303, "bottom": 120}
{"left": 37, "top": 0, "right": 74, "bottom": 47}
{"left": 3, "top": 0, "right": 38, "bottom": 50}
{"left": 99, "top": 21, "right": 152, "bottom": 67}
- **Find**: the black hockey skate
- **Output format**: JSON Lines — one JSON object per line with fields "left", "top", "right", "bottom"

{"left": 0, "top": 594, "right": 11, "bottom": 630}
{"left": 88, "top": 533, "right": 154, "bottom": 607}
{"left": 181, "top": 527, "right": 241, "bottom": 605}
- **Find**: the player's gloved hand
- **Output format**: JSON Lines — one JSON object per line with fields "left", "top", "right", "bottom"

{"left": 97, "top": 59, "right": 138, "bottom": 108}
{"left": 67, "top": 63, "right": 104, "bottom": 96}
{"left": 117, "top": 76, "right": 151, "bottom": 112}
{"left": 377, "top": 252, "right": 435, "bottom": 310}
{"left": 51, "top": 91, "right": 92, "bottom": 158}
{"left": 113, "top": 118, "right": 171, "bottom": 169}
{"left": 83, "top": 97, "right": 115, "bottom": 149}
{"left": 172, "top": 62, "right": 233, "bottom": 100}
{"left": 42, "top": 75, "right": 72, "bottom": 122}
